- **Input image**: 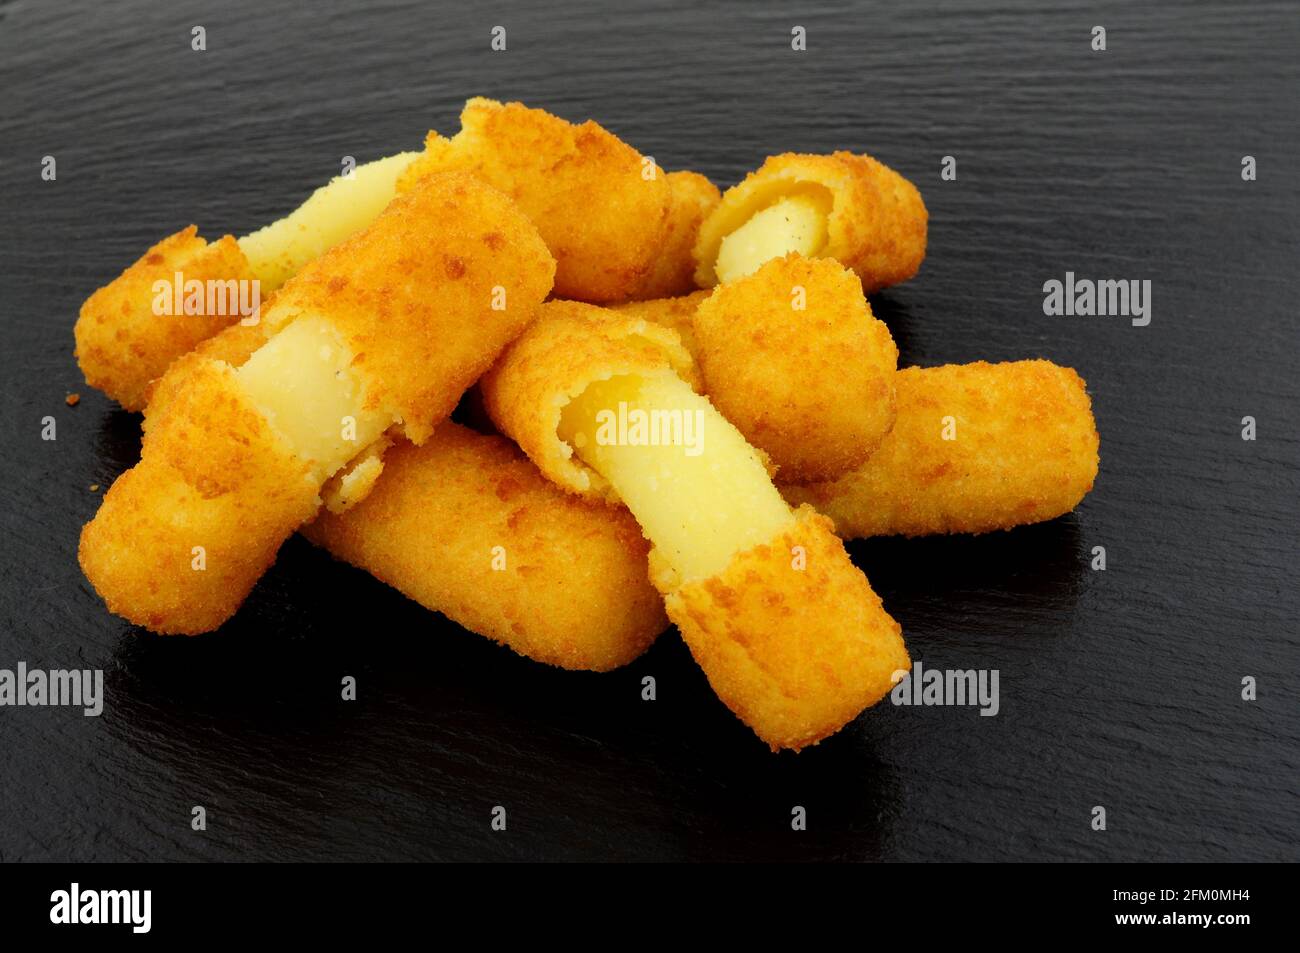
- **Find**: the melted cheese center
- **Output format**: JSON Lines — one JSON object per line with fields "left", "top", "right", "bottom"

{"left": 237, "top": 152, "right": 419, "bottom": 291}
{"left": 559, "top": 373, "right": 792, "bottom": 583}
{"left": 235, "top": 315, "right": 390, "bottom": 479}
{"left": 714, "top": 193, "right": 829, "bottom": 284}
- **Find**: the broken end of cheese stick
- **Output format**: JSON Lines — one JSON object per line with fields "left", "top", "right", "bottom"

{"left": 304, "top": 423, "right": 667, "bottom": 672}
{"left": 236, "top": 151, "right": 419, "bottom": 290}
{"left": 558, "top": 372, "right": 789, "bottom": 582}
{"left": 142, "top": 318, "right": 274, "bottom": 425}
{"left": 398, "top": 97, "right": 695, "bottom": 303}
{"left": 784, "top": 360, "right": 1100, "bottom": 537}
{"left": 75, "top": 227, "right": 257, "bottom": 411}
{"left": 692, "top": 253, "right": 898, "bottom": 483}
{"left": 74, "top": 153, "right": 418, "bottom": 411}
{"left": 81, "top": 172, "right": 555, "bottom": 633}
{"left": 480, "top": 299, "right": 699, "bottom": 503}
{"left": 486, "top": 306, "right": 906, "bottom": 749}
{"left": 693, "top": 151, "right": 927, "bottom": 293}
{"left": 269, "top": 171, "right": 556, "bottom": 445}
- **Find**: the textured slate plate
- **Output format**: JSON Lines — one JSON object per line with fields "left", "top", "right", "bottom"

{"left": 0, "top": 0, "right": 1296, "bottom": 862}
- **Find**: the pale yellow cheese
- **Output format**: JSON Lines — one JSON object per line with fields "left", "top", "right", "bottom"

{"left": 559, "top": 373, "right": 792, "bottom": 583}
{"left": 235, "top": 316, "right": 390, "bottom": 479}
{"left": 713, "top": 193, "right": 829, "bottom": 284}
{"left": 237, "top": 152, "right": 419, "bottom": 291}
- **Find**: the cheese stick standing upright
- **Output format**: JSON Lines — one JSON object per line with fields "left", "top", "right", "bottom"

{"left": 79, "top": 172, "right": 555, "bottom": 634}
{"left": 75, "top": 152, "right": 419, "bottom": 410}
{"left": 784, "top": 361, "right": 1100, "bottom": 537}
{"left": 397, "top": 98, "right": 719, "bottom": 303}
{"left": 480, "top": 302, "right": 909, "bottom": 751}
{"left": 693, "top": 151, "right": 927, "bottom": 292}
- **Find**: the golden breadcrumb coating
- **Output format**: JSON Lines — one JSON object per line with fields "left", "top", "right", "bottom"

{"left": 609, "top": 289, "right": 710, "bottom": 359}
{"left": 142, "top": 317, "right": 273, "bottom": 425}
{"left": 692, "top": 254, "right": 898, "bottom": 483}
{"left": 479, "top": 300, "right": 698, "bottom": 501}
{"left": 271, "top": 171, "right": 555, "bottom": 444}
{"left": 304, "top": 423, "right": 667, "bottom": 671}
{"left": 398, "top": 97, "right": 689, "bottom": 303}
{"left": 694, "top": 151, "right": 927, "bottom": 293}
{"left": 784, "top": 360, "right": 1100, "bottom": 537}
{"left": 625, "top": 171, "right": 721, "bottom": 300}
{"left": 74, "top": 227, "right": 255, "bottom": 410}
{"left": 79, "top": 360, "right": 320, "bottom": 634}
{"left": 76, "top": 153, "right": 419, "bottom": 410}
{"left": 484, "top": 304, "right": 905, "bottom": 748}
{"left": 653, "top": 505, "right": 908, "bottom": 752}
{"left": 81, "top": 174, "right": 555, "bottom": 634}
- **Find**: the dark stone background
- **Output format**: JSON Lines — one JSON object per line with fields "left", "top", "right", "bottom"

{"left": 0, "top": 0, "right": 1295, "bottom": 861}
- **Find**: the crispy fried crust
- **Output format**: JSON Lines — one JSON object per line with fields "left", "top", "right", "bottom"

{"left": 271, "top": 171, "right": 555, "bottom": 444}
{"left": 609, "top": 289, "right": 710, "bottom": 359}
{"left": 83, "top": 174, "right": 554, "bottom": 634}
{"left": 143, "top": 317, "right": 273, "bottom": 426}
{"left": 397, "top": 98, "right": 673, "bottom": 303}
{"left": 303, "top": 423, "right": 667, "bottom": 671}
{"left": 653, "top": 505, "right": 908, "bottom": 752}
{"left": 693, "top": 151, "right": 927, "bottom": 293}
{"left": 78, "top": 360, "right": 320, "bottom": 634}
{"left": 625, "top": 171, "right": 721, "bottom": 300}
{"left": 74, "top": 227, "right": 256, "bottom": 410}
{"left": 783, "top": 361, "right": 1100, "bottom": 537}
{"left": 479, "top": 300, "right": 698, "bottom": 501}
{"left": 692, "top": 254, "right": 898, "bottom": 483}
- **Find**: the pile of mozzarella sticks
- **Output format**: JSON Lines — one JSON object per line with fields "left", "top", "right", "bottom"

{"left": 75, "top": 97, "right": 1099, "bottom": 752}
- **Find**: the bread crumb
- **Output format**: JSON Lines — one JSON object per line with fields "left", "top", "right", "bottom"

{"left": 66, "top": 393, "right": 81, "bottom": 406}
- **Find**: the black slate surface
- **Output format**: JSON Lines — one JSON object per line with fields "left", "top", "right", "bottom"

{"left": 0, "top": 0, "right": 1296, "bottom": 862}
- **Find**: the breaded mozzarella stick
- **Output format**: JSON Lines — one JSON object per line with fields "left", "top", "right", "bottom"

{"left": 131, "top": 299, "right": 664, "bottom": 667}
{"left": 481, "top": 302, "right": 909, "bottom": 751}
{"left": 693, "top": 151, "right": 926, "bottom": 292}
{"left": 79, "top": 173, "right": 555, "bottom": 634}
{"left": 75, "top": 153, "right": 418, "bottom": 410}
{"left": 303, "top": 423, "right": 667, "bottom": 671}
{"left": 397, "top": 98, "right": 718, "bottom": 303}
{"left": 783, "top": 361, "right": 1100, "bottom": 537}
{"left": 691, "top": 254, "right": 898, "bottom": 483}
